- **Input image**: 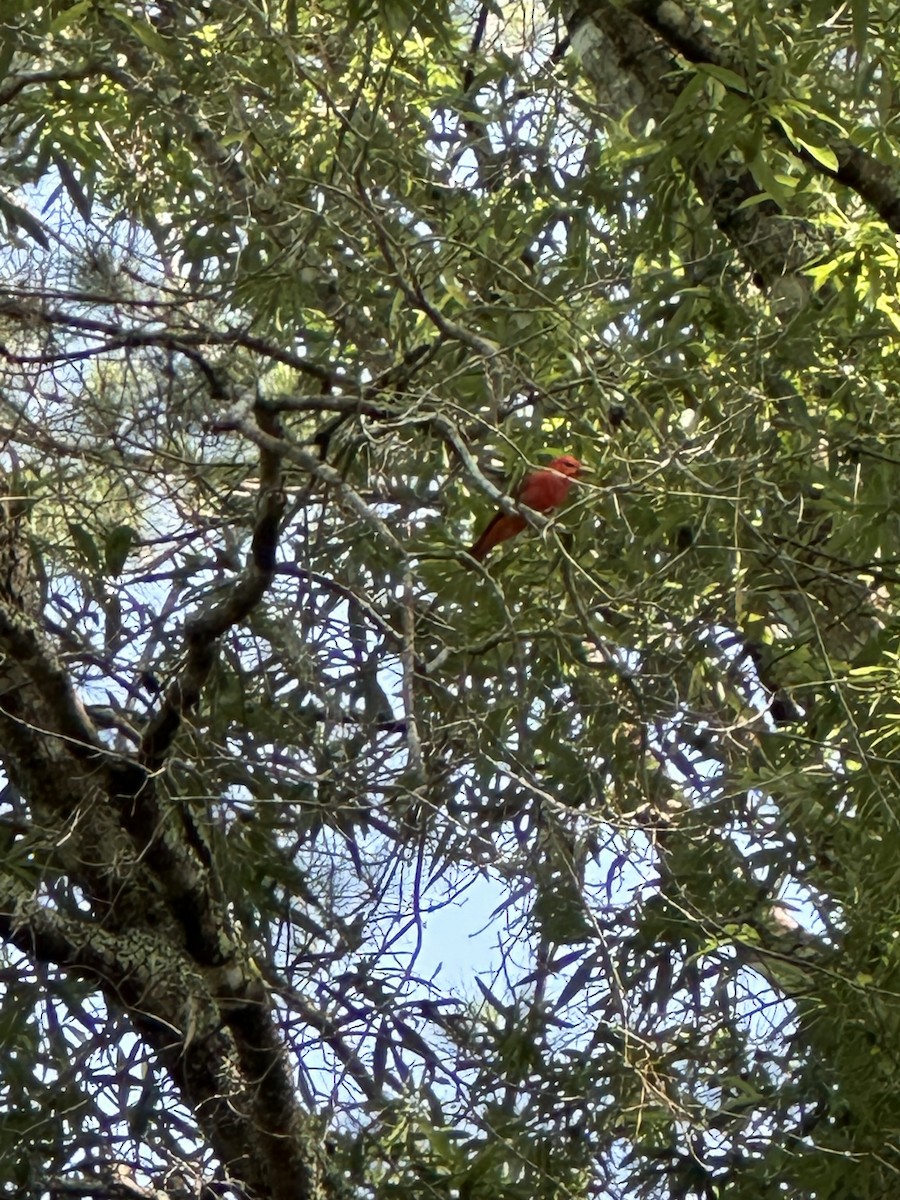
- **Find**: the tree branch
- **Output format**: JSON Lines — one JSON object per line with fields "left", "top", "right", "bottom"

{"left": 627, "top": 0, "right": 900, "bottom": 233}
{"left": 139, "top": 408, "right": 286, "bottom": 773}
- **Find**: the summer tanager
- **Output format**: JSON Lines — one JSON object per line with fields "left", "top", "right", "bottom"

{"left": 467, "top": 454, "right": 585, "bottom": 562}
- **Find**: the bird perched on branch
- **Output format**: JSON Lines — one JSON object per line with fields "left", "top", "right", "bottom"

{"left": 467, "top": 454, "right": 585, "bottom": 562}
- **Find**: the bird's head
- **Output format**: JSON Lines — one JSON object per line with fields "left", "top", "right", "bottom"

{"left": 549, "top": 454, "right": 584, "bottom": 478}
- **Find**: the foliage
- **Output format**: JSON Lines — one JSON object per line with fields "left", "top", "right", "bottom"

{"left": 1, "top": 1, "right": 900, "bottom": 1198}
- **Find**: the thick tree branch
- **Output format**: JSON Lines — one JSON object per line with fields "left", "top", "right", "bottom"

{"left": 0, "top": 458, "right": 326, "bottom": 1200}
{"left": 0, "top": 880, "right": 327, "bottom": 1200}
{"left": 569, "top": 2, "right": 812, "bottom": 284}
{"left": 627, "top": 0, "right": 900, "bottom": 233}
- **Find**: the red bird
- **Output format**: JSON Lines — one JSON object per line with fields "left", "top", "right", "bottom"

{"left": 468, "top": 454, "right": 585, "bottom": 562}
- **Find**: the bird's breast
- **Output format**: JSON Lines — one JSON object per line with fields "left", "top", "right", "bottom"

{"left": 520, "top": 472, "right": 573, "bottom": 512}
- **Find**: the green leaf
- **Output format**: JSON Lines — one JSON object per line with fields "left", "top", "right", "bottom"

{"left": 795, "top": 137, "right": 840, "bottom": 173}
{"left": 68, "top": 522, "right": 101, "bottom": 571}
{"left": 0, "top": 35, "right": 15, "bottom": 81}
{"left": 697, "top": 62, "right": 749, "bottom": 95}
{"left": 0, "top": 194, "right": 48, "bottom": 248}
{"left": 776, "top": 115, "right": 840, "bottom": 171}
{"left": 104, "top": 525, "right": 136, "bottom": 577}
{"left": 667, "top": 72, "right": 706, "bottom": 121}
{"left": 555, "top": 956, "right": 595, "bottom": 1008}
{"left": 53, "top": 154, "right": 92, "bottom": 222}
{"left": 747, "top": 153, "right": 794, "bottom": 204}
{"left": 49, "top": 0, "right": 92, "bottom": 34}
{"left": 110, "top": 11, "right": 171, "bottom": 56}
